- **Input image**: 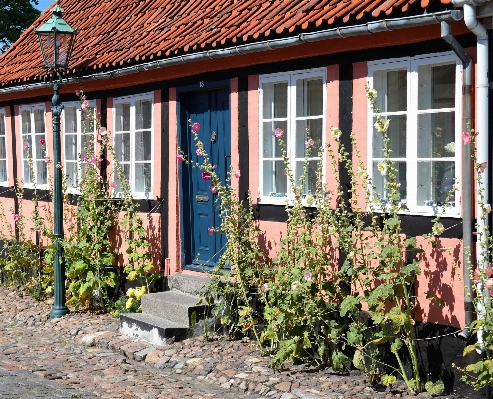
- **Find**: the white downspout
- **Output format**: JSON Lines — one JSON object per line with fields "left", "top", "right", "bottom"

{"left": 456, "top": 0, "right": 489, "bottom": 347}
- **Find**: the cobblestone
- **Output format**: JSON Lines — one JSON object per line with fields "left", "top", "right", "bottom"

{"left": 0, "top": 286, "right": 457, "bottom": 399}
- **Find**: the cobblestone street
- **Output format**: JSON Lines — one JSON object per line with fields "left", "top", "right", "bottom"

{"left": 0, "top": 286, "right": 455, "bottom": 399}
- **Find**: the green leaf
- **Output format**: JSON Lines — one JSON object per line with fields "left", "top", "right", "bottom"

{"left": 340, "top": 295, "right": 361, "bottom": 317}
{"left": 381, "top": 374, "right": 396, "bottom": 387}
{"left": 391, "top": 338, "right": 403, "bottom": 354}
{"left": 425, "top": 380, "right": 444, "bottom": 396}
{"left": 353, "top": 349, "right": 366, "bottom": 371}
{"left": 331, "top": 350, "right": 349, "bottom": 371}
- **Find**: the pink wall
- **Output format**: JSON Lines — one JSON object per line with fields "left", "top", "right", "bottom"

{"left": 248, "top": 75, "right": 259, "bottom": 200}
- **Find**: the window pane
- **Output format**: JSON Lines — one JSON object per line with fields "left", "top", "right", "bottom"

{"left": 65, "top": 161, "right": 77, "bottom": 188}
{"left": 0, "top": 113, "right": 5, "bottom": 136}
{"left": 115, "top": 164, "right": 130, "bottom": 194}
{"left": 263, "top": 121, "right": 287, "bottom": 158}
{"left": 373, "top": 115, "right": 406, "bottom": 158}
{"left": 262, "top": 82, "right": 288, "bottom": 119}
{"left": 21, "top": 110, "right": 31, "bottom": 134}
{"left": 135, "top": 163, "right": 151, "bottom": 193}
{"left": 81, "top": 133, "right": 93, "bottom": 158}
{"left": 115, "top": 103, "right": 130, "bottom": 131}
{"left": 135, "top": 99, "right": 152, "bottom": 130}
{"left": 135, "top": 130, "right": 151, "bottom": 162}
{"left": 295, "top": 118, "right": 323, "bottom": 158}
{"left": 417, "top": 112, "right": 455, "bottom": 158}
{"left": 23, "top": 161, "right": 32, "bottom": 184}
{"left": 295, "top": 160, "right": 321, "bottom": 196}
{"left": 417, "top": 161, "right": 455, "bottom": 205}
{"left": 373, "top": 69, "right": 407, "bottom": 113}
{"left": 36, "top": 161, "right": 47, "bottom": 185}
{"left": 34, "top": 109, "right": 45, "bottom": 134}
{"left": 296, "top": 77, "right": 323, "bottom": 117}
{"left": 65, "top": 134, "right": 77, "bottom": 161}
{"left": 418, "top": 64, "right": 455, "bottom": 110}
{"left": 82, "top": 107, "right": 94, "bottom": 133}
{"left": 263, "top": 160, "right": 287, "bottom": 197}
{"left": 35, "top": 135, "right": 45, "bottom": 159}
{"left": 115, "top": 133, "right": 130, "bottom": 162}
{"left": 64, "top": 107, "right": 77, "bottom": 133}
{"left": 0, "top": 160, "right": 7, "bottom": 183}
{"left": 372, "top": 161, "right": 407, "bottom": 203}
{"left": 0, "top": 137, "right": 6, "bottom": 159}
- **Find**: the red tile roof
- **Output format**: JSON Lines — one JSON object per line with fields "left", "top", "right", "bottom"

{"left": 0, "top": 0, "right": 452, "bottom": 88}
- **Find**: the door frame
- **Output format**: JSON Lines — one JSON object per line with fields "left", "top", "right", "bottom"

{"left": 177, "top": 79, "right": 231, "bottom": 273}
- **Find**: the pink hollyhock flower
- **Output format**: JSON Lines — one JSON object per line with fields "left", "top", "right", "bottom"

{"left": 462, "top": 131, "right": 472, "bottom": 145}
{"left": 23, "top": 142, "right": 28, "bottom": 150}
{"left": 40, "top": 138, "right": 46, "bottom": 145}
{"left": 474, "top": 269, "right": 481, "bottom": 282}
{"left": 99, "top": 127, "right": 107, "bottom": 136}
{"left": 487, "top": 204, "right": 492, "bottom": 214}
{"left": 56, "top": 164, "right": 62, "bottom": 169}
{"left": 304, "top": 272, "right": 312, "bottom": 282}
{"left": 305, "top": 139, "right": 315, "bottom": 148}
{"left": 480, "top": 162, "right": 488, "bottom": 173}
{"left": 110, "top": 181, "right": 117, "bottom": 188}
{"left": 177, "top": 153, "right": 184, "bottom": 162}
{"left": 13, "top": 214, "right": 20, "bottom": 223}
{"left": 191, "top": 122, "right": 201, "bottom": 133}
{"left": 209, "top": 186, "right": 217, "bottom": 194}
{"left": 75, "top": 90, "right": 80, "bottom": 96}
{"left": 88, "top": 194, "right": 93, "bottom": 200}
{"left": 202, "top": 172, "right": 211, "bottom": 181}
{"left": 41, "top": 261, "right": 46, "bottom": 266}
{"left": 45, "top": 158, "right": 50, "bottom": 164}
{"left": 208, "top": 227, "right": 213, "bottom": 235}
{"left": 235, "top": 169, "right": 241, "bottom": 178}
{"left": 261, "top": 283, "right": 269, "bottom": 292}
{"left": 274, "top": 128, "right": 283, "bottom": 138}
{"left": 485, "top": 278, "right": 493, "bottom": 290}
{"left": 81, "top": 100, "right": 89, "bottom": 110}
{"left": 486, "top": 264, "right": 493, "bottom": 278}
{"left": 196, "top": 148, "right": 203, "bottom": 156}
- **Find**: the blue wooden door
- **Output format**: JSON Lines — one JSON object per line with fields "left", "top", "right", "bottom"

{"left": 180, "top": 87, "right": 230, "bottom": 270}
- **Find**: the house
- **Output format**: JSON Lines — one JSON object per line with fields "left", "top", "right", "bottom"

{"left": 0, "top": 0, "right": 491, "bottom": 394}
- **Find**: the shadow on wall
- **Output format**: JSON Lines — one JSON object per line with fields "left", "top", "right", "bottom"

{"left": 417, "top": 238, "right": 462, "bottom": 328}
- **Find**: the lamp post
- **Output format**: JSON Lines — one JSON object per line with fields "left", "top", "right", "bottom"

{"left": 34, "top": 0, "right": 76, "bottom": 318}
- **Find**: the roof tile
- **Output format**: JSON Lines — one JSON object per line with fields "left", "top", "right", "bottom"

{"left": 0, "top": 0, "right": 452, "bottom": 87}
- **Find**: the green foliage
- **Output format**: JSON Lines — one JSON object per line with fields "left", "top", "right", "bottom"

{"left": 0, "top": 0, "right": 40, "bottom": 53}
{"left": 425, "top": 380, "right": 445, "bottom": 396}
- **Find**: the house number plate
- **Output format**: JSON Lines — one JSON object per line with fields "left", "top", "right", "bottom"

{"left": 196, "top": 195, "right": 209, "bottom": 202}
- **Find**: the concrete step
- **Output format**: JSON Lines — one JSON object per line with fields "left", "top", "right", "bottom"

{"left": 140, "top": 291, "right": 206, "bottom": 327}
{"left": 167, "top": 274, "right": 211, "bottom": 296}
{"left": 119, "top": 313, "right": 190, "bottom": 346}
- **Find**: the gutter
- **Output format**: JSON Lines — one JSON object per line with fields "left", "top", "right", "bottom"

{"left": 441, "top": 20, "right": 474, "bottom": 341}
{"left": 0, "top": 10, "right": 463, "bottom": 95}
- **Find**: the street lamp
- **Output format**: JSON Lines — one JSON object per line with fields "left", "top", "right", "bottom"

{"left": 34, "top": 0, "right": 76, "bottom": 318}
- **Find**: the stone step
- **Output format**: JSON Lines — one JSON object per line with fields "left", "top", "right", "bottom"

{"left": 167, "top": 274, "right": 211, "bottom": 296}
{"left": 140, "top": 291, "right": 206, "bottom": 327}
{"left": 119, "top": 313, "right": 190, "bottom": 346}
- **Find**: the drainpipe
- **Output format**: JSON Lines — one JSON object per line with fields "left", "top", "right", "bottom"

{"left": 453, "top": 0, "right": 489, "bottom": 344}
{"left": 441, "top": 20, "right": 474, "bottom": 341}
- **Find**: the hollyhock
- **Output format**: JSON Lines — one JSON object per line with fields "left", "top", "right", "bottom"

{"left": 202, "top": 172, "right": 211, "bottom": 180}
{"left": 304, "top": 272, "right": 312, "bottom": 282}
{"left": 23, "top": 142, "right": 28, "bottom": 150}
{"left": 480, "top": 162, "right": 488, "bottom": 173}
{"left": 461, "top": 131, "right": 472, "bottom": 145}
{"left": 177, "top": 153, "right": 184, "bottom": 162}
{"left": 209, "top": 186, "right": 217, "bottom": 194}
{"left": 274, "top": 128, "right": 283, "bottom": 138}
{"left": 305, "top": 139, "right": 314, "bottom": 148}
{"left": 196, "top": 148, "right": 203, "bottom": 156}
{"left": 235, "top": 169, "right": 241, "bottom": 178}
{"left": 13, "top": 214, "right": 20, "bottom": 223}
{"left": 40, "top": 138, "right": 46, "bottom": 145}
{"left": 191, "top": 122, "right": 201, "bottom": 133}
{"left": 110, "top": 181, "right": 117, "bottom": 188}
{"left": 261, "top": 283, "right": 269, "bottom": 292}
{"left": 208, "top": 227, "right": 213, "bottom": 235}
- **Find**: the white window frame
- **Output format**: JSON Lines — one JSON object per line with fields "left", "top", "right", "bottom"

{"left": 112, "top": 92, "right": 154, "bottom": 199}
{"left": 0, "top": 109, "right": 8, "bottom": 186}
{"left": 19, "top": 104, "right": 48, "bottom": 189}
{"left": 62, "top": 101, "right": 97, "bottom": 194}
{"left": 258, "top": 68, "right": 326, "bottom": 205}
{"left": 367, "top": 52, "right": 462, "bottom": 216}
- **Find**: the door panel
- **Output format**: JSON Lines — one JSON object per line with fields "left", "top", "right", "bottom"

{"left": 180, "top": 87, "right": 230, "bottom": 270}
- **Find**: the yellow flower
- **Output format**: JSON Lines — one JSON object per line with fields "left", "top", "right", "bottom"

{"left": 126, "top": 288, "right": 135, "bottom": 297}
{"left": 125, "top": 297, "right": 135, "bottom": 309}
{"left": 134, "top": 286, "right": 147, "bottom": 301}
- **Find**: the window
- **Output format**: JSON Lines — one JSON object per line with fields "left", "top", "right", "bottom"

{"left": 368, "top": 53, "right": 461, "bottom": 215}
{"left": 113, "top": 93, "right": 153, "bottom": 198}
{"left": 259, "top": 69, "right": 326, "bottom": 204}
{"left": 20, "top": 104, "right": 48, "bottom": 188}
{"left": 0, "top": 109, "right": 8, "bottom": 185}
{"left": 63, "top": 102, "right": 96, "bottom": 192}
